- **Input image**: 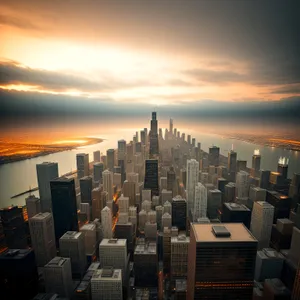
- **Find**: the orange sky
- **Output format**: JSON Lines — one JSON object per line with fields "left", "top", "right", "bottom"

{"left": 0, "top": 0, "right": 299, "bottom": 106}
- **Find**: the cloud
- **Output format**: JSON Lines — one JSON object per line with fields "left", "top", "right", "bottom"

{"left": 0, "top": 14, "right": 40, "bottom": 30}
{"left": 270, "top": 84, "right": 300, "bottom": 94}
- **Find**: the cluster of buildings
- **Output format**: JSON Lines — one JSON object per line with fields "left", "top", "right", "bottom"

{"left": 0, "top": 113, "right": 300, "bottom": 300}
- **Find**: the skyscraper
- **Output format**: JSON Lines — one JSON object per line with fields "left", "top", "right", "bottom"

{"left": 252, "top": 149, "right": 261, "bottom": 174}
{"left": 118, "top": 139, "right": 126, "bottom": 161}
{"left": 186, "top": 159, "right": 199, "bottom": 216}
{"left": 278, "top": 157, "right": 289, "bottom": 179}
{"left": 80, "top": 176, "right": 93, "bottom": 205}
{"left": 172, "top": 195, "right": 187, "bottom": 231}
{"left": 228, "top": 150, "right": 237, "bottom": 180}
{"left": 187, "top": 223, "right": 257, "bottom": 299}
{"left": 0, "top": 249, "right": 39, "bottom": 300}
{"left": 36, "top": 162, "right": 59, "bottom": 212}
{"left": 76, "top": 153, "right": 89, "bottom": 180}
{"left": 50, "top": 177, "right": 78, "bottom": 245}
{"left": 208, "top": 146, "right": 220, "bottom": 167}
{"left": 0, "top": 206, "right": 27, "bottom": 249}
{"left": 193, "top": 182, "right": 207, "bottom": 221}
{"left": 91, "top": 268, "right": 123, "bottom": 300}
{"left": 25, "top": 195, "right": 41, "bottom": 219}
{"left": 149, "top": 111, "right": 159, "bottom": 157}
{"left": 251, "top": 201, "right": 274, "bottom": 249}
{"left": 169, "top": 118, "right": 173, "bottom": 136}
{"left": 59, "top": 231, "right": 86, "bottom": 278}
{"left": 44, "top": 257, "right": 73, "bottom": 298}
{"left": 167, "top": 166, "right": 176, "bottom": 195}
{"left": 106, "top": 149, "right": 115, "bottom": 172}
{"left": 93, "top": 150, "right": 101, "bottom": 162}
{"left": 103, "top": 170, "right": 114, "bottom": 201}
{"left": 236, "top": 171, "right": 250, "bottom": 203}
{"left": 144, "top": 159, "right": 159, "bottom": 197}
{"left": 101, "top": 206, "right": 113, "bottom": 239}
{"left": 93, "top": 162, "right": 104, "bottom": 184}
{"left": 122, "top": 180, "right": 136, "bottom": 206}
{"left": 29, "top": 212, "right": 56, "bottom": 266}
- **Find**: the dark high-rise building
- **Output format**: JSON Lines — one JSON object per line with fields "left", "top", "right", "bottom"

{"left": 187, "top": 223, "right": 257, "bottom": 300}
{"left": 266, "top": 191, "right": 292, "bottom": 223}
{"left": 134, "top": 239, "right": 158, "bottom": 287}
{"left": 50, "top": 177, "right": 78, "bottom": 245}
{"left": 278, "top": 157, "right": 289, "bottom": 180}
{"left": 172, "top": 196, "right": 187, "bottom": 231}
{"left": 167, "top": 167, "right": 176, "bottom": 195}
{"left": 169, "top": 118, "right": 173, "bottom": 136}
{"left": 135, "top": 142, "right": 142, "bottom": 153}
{"left": 221, "top": 203, "right": 251, "bottom": 228}
{"left": 228, "top": 150, "right": 237, "bottom": 176}
{"left": 0, "top": 249, "right": 39, "bottom": 300}
{"left": 208, "top": 146, "right": 220, "bottom": 167}
{"left": 252, "top": 150, "right": 261, "bottom": 174}
{"left": 115, "top": 222, "right": 136, "bottom": 256}
{"left": 144, "top": 159, "right": 159, "bottom": 197}
{"left": 140, "top": 130, "right": 146, "bottom": 145}
{"left": 149, "top": 112, "right": 159, "bottom": 157}
{"left": 80, "top": 176, "right": 93, "bottom": 205}
{"left": 260, "top": 170, "right": 271, "bottom": 190}
{"left": 0, "top": 206, "right": 27, "bottom": 249}
{"left": 118, "top": 159, "right": 126, "bottom": 185}
{"left": 237, "top": 160, "right": 247, "bottom": 172}
{"left": 106, "top": 149, "right": 115, "bottom": 172}
{"left": 93, "top": 162, "right": 104, "bottom": 184}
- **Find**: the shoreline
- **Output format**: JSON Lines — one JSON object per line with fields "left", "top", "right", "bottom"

{"left": 0, "top": 137, "right": 103, "bottom": 166}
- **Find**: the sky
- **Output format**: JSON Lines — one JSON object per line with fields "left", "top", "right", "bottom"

{"left": 1, "top": 0, "right": 300, "bottom": 122}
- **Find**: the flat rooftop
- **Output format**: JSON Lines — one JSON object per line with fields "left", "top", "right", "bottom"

{"left": 51, "top": 176, "right": 73, "bottom": 183}
{"left": 80, "top": 224, "right": 96, "bottom": 231}
{"left": 60, "top": 231, "right": 82, "bottom": 240}
{"left": 192, "top": 223, "right": 257, "bottom": 243}
{"left": 46, "top": 257, "right": 69, "bottom": 267}
{"left": 92, "top": 269, "right": 122, "bottom": 280}
{"left": 224, "top": 203, "right": 250, "bottom": 211}
{"left": 31, "top": 212, "right": 51, "bottom": 220}
{"left": 100, "top": 238, "right": 127, "bottom": 246}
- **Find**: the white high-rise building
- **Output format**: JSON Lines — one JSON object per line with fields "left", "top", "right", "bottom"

{"left": 193, "top": 182, "right": 207, "bottom": 221}
{"left": 122, "top": 180, "right": 136, "bottom": 206}
{"left": 26, "top": 195, "right": 41, "bottom": 219}
{"left": 138, "top": 209, "right": 147, "bottom": 231}
{"left": 59, "top": 231, "right": 86, "bottom": 278}
{"left": 91, "top": 268, "right": 123, "bottom": 300}
{"left": 99, "top": 239, "right": 127, "bottom": 280}
{"left": 251, "top": 201, "right": 274, "bottom": 249}
{"left": 29, "top": 212, "right": 56, "bottom": 266}
{"left": 142, "top": 200, "right": 151, "bottom": 212}
{"left": 186, "top": 159, "right": 199, "bottom": 216}
{"left": 127, "top": 172, "right": 139, "bottom": 194}
{"left": 80, "top": 223, "right": 97, "bottom": 255}
{"left": 142, "top": 189, "right": 152, "bottom": 202}
{"left": 147, "top": 210, "right": 157, "bottom": 223}
{"left": 118, "top": 194, "right": 129, "bottom": 213}
{"left": 103, "top": 170, "right": 114, "bottom": 201}
{"left": 36, "top": 162, "right": 59, "bottom": 212}
{"left": 44, "top": 257, "right": 73, "bottom": 298}
{"left": 163, "top": 200, "right": 172, "bottom": 215}
{"left": 236, "top": 171, "right": 250, "bottom": 199}
{"left": 76, "top": 153, "right": 89, "bottom": 180}
{"left": 162, "top": 212, "right": 172, "bottom": 229}
{"left": 101, "top": 206, "right": 113, "bottom": 239}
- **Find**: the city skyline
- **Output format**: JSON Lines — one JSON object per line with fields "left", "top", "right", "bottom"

{"left": 1, "top": 0, "right": 300, "bottom": 124}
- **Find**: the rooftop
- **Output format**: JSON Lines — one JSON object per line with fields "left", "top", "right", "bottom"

{"left": 192, "top": 223, "right": 257, "bottom": 243}
{"left": 51, "top": 176, "right": 73, "bottom": 183}
{"left": 31, "top": 212, "right": 52, "bottom": 220}
{"left": 92, "top": 269, "right": 122, "bottom": 280}
{"left": 100, "top": 238, "right": 127, "bottom": 246}
{"left": 134, "top": 242, "right": 157, "bottom": 255}
{"left": 46, "top": 257, "right": 69, "bottom": 267}
{"left": 256, "top": 201, "right": 274, "bottom": 208}
{"left": 0, "top": 249, "right": 32, "bottom": 259}
{"left": 80, "top": 224, "right": 96, "bottom": 231}
{"left": 171, "top": 235, "right": 190, "bottom": 243}
{"left": 224, "top": 203, "right": 250, "bottom": 211}
{"left": 60, "top": 231, "right": 82, "bottom": 240}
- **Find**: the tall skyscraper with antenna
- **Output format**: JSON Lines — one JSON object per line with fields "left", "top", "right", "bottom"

{"left": 149, "top": 111, "right": 159, "bottom": 157}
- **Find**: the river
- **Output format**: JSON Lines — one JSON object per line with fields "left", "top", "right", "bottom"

{"left": 0, "top": 126, "right": 300, "bottom": 208}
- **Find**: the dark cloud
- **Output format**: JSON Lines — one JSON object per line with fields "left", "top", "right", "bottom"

{"left": 271, "top": 85, "right": 300, "bottom": 95}
{"left": 0, "top": 60, "right": 106, "bottom": 91}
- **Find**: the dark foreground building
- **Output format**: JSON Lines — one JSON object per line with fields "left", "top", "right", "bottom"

{"left": 0, "top": 249, "right": 38, "bottom": 300}
{"left": 187, "top": 223, "right": 257, "bottom": 299}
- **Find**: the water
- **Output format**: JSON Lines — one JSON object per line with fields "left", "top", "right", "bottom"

{"left": 0, "top": 127, "right": 300, "bottom": 208}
